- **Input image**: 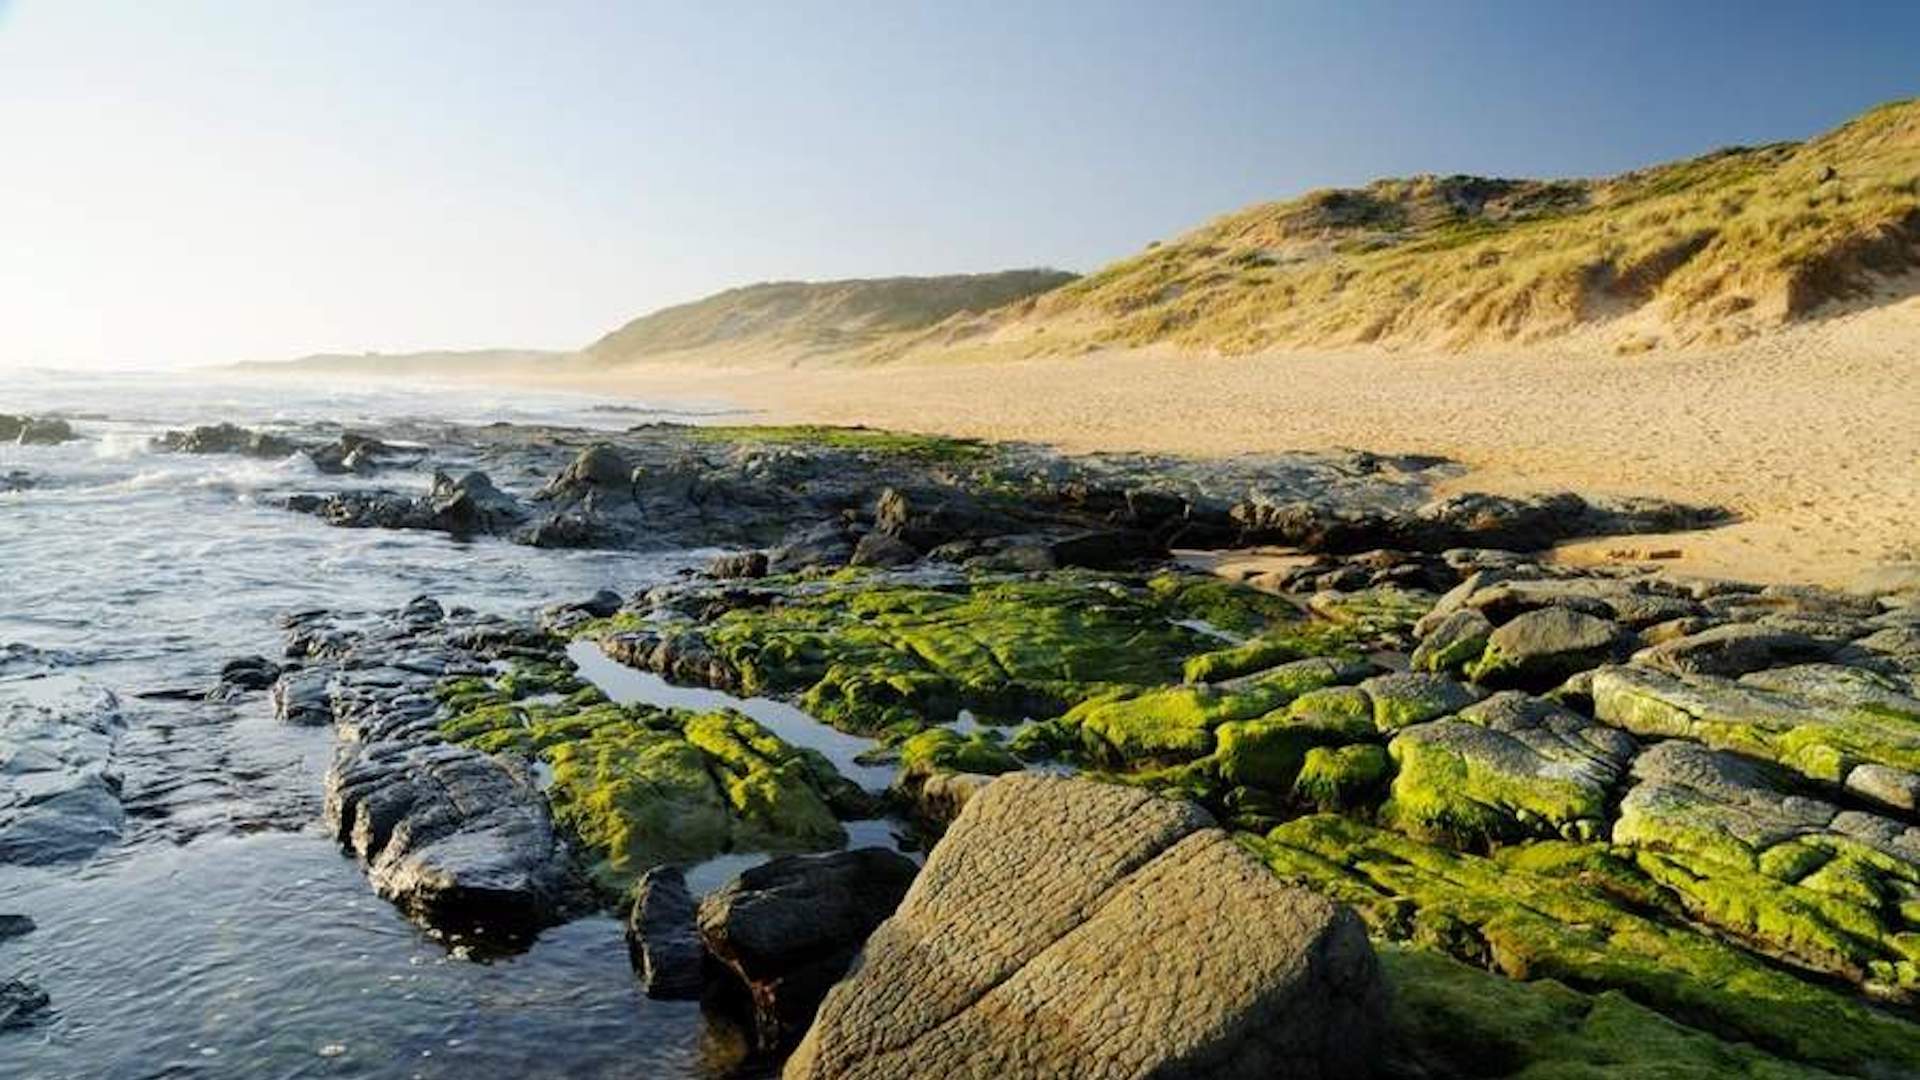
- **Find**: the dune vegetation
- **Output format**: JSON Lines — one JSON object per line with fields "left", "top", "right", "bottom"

{"left": 973, "top": 98, "right": 1920, "bottom": 355}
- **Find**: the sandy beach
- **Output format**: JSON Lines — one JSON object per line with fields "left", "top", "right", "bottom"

{"left": 515, "top": 296, "right": 1920, "bottom": 589}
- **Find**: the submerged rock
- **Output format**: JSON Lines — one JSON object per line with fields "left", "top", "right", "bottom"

{"left": 698, "top": 848, "right": 918, "bottom": 1051}
{"left": 269, "top": 667, "right": 334, "bottom": 725}
{"left": 786, "top": 775, "right": 1386, "bottom": 1079}
{"left": 0, "top": 978, "right": 51, "bottom": 1030}
{"left": 0, "top": 675, "right": 125, "bottom": 865}
{"left": 0, "top": 914, "right": 35, "bottom": 942}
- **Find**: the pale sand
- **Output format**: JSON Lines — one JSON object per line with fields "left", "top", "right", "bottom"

{"left": 508, "top": 298, "right": 1920, "bottom": 589}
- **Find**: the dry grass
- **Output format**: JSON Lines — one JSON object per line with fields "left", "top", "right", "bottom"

{"left": 968, "top": 98, "right": 1920, "bottom": 355}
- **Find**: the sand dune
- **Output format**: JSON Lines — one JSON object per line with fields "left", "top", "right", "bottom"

{"left": 518, "top": 295, "right": 1920, "bottom": 589}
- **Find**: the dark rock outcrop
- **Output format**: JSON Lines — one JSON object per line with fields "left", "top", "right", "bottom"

{"left": 153, "top": 422, "right": 297, "bottom": 457}
{"left": 0, "top": 415, "right": 77, "bottom": 445}
{"left": 626, "top": 866, "right": 705, "bottom": 1000}
{"left": 698, "top": 848, "right": 919, "bottom": 1051}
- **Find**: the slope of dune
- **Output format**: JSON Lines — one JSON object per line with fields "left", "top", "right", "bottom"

{"left": 917, "top": 98, "right": 1920, "bottom": 358}
{"left": 579, "top": 269, "right": 1075, "bottom": 368}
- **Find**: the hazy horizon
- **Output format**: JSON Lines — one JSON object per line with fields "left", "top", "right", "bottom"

{"left": 3, "top": 0, "right": 1917, "bottom": 371}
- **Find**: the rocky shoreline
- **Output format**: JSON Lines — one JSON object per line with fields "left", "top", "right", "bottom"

{"left": 26, "top": 416, "right": 1915, "bottom": 1076}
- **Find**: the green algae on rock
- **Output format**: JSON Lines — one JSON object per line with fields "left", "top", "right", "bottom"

{"left": 1248, "top": 815, "right": 1920, "bottom": 1075}
{"left": 1612, "top": 740, "right": 1920, "bottom": 996}
{"left": 1378, "top": 946, "right": 1841, "bottom": 1079}
{"left": 588, "top": 571, "right": 1343, "bottom": 737}
{"left": 1383, "top": 692, "right": 1636, "bottom": 848}
{"left": 1591, "top": 665, "right": 1920, "bottom": 813}
{"left": 434, "top": 662, "right": 859, "bottom": 891}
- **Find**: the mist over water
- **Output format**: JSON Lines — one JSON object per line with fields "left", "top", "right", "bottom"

{"left": 0, "top": 373, "right": 772, "bottom": 1078}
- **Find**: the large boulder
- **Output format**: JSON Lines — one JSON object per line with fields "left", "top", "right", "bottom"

{"left": 785, "top": 775, "right": 1386, "bottom": 1079}
{"left": 698, "top": 848, "right": 918, "bottom": 1050}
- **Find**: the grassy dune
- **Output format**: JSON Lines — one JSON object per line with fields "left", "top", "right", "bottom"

{"left": 957, "top": 98, "right": 1920, "bottom": 355}
{"left": 580, "top": 269, "right": 1075, "bottom": 367}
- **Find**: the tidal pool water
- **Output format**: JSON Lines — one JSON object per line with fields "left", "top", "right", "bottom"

{"left": 0, "top": 370, "right": 806, "bottom": 1078}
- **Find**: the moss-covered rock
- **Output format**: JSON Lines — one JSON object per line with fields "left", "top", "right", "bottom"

{"left": 1248, "top": 815, "right": 1920, "bottom": 1075}
{"left": 896, "top": 727, "right": 1023, "bottom": 777}
{"left": 1591, "top": 665, "right": 1920, "bottom": 813}
{"left": 434, "top": 662, "right": 861, "bottom": 892}
{"left": 1069, "top": 657, "right": 1368, "bottom": 768}
{"left": 1361, "top": 672, "right": 1483, "bottom": 732}
{"left": 1294, "top": 743, "right": 1393, "bottom": 811}
{"left": 1613, "top": 740, "right": 1920, "bottom": 996}
{"left": 1379, "top": 945, "right": 1839, "bottom": 1079}
{"left": 1306, "top": 585, "right": 1437, "bottom": 636}
{"left": 1384, "top": 692, "right": 1635, "bottom": 847}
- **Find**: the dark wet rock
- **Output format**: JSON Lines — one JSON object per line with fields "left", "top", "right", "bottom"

{"left": 526, "top": 443, "right": 645, "bottom": 549}
{"left": 626, "top": 866, "right": 705, "bottom": 1000}
{"left": 291, "top": 470, "right": 526, "bottom": 538}
{"left": 270, "top": 667, "right": 335, "bottom": 726}
{"left": 766, "top": 521, "right": 857, "bottom": 575}
{"left": 1047, "top": 527, "right": 1162, "bottom": 569}
{"left": 698, "top": 848, "right": 918, "bottom": 1051}
{"left": 787, "top": 775, "right": 1386, "bottom": 1080}
{"left": 307, "top": 432, "right": 421, "bottom": 475}
{"left": 0, "top": 978, "right": 50, "bottom": 1030}
{"left": 1633, "top": 623, "right": 1834, "bottom": 678}
{"left": 324, "top": 736, "right": 570, "bottom": 941}
{"left": 926, "top": 534, "right": 1058, "bottom": 572}
{"left": 0, "top": 914, "right": 35, "bottom": 942}
{"left": 207, "top": 655, "right": 281, "bottom": 701}
{"left": 1235, "top": 490, "right": 1721, "bottom": 554}
{"left": 425, "top": 470, "right": 526, "bottom": 535}
{"left": 847, "top": 530, "right": 918, "bottom": 568}
{"left": 1, "top": 470, "right": 34, "bottom": 493}
{"left": 0, "top": 675, "right": 125, "bottom": 865}
{"left": 539, "top": 589, "right": 624, "bottom": 634}
{"left": 1466, "top": 606, "right": 1629, "bottom": 690}
{"left": 0, "top": 414, "right": 77, "bottom": 445}
{"left": 708, "top": 550, "right": 769, "bottom": 579}
{"left": 153, "top": 421, "right": 297, "bottom": 457}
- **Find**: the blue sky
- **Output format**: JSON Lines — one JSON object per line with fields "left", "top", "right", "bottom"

{"left": 2, "top": 1, "right": 1916, "bottom": 368}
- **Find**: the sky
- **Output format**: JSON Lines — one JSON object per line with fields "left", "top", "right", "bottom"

{"left": 2, "top": 2, "right": 1917, "bottom": 370}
